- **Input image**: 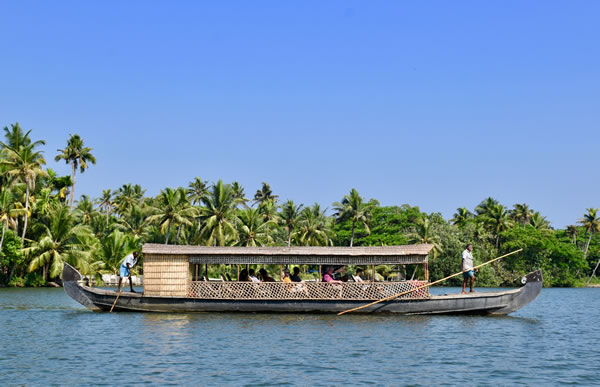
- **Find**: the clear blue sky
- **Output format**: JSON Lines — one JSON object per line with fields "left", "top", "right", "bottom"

{"left": 1, "top": 1, "right": 598, "bottom": 229}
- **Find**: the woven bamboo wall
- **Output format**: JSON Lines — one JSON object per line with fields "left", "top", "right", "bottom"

{"left": 143, "top": 254, "right": 189, "bottom": 297}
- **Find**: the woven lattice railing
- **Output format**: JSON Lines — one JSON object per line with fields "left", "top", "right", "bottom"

{"left": 187, "top": 281, "right": 430, "bottom": 300}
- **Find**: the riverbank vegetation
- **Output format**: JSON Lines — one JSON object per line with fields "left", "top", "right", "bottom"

{"left": 1, "top": 123, "right": 598, "bottom": 287}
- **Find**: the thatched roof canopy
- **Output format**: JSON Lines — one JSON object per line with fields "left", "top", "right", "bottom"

{"left": 142, "top": 244, "right": 433, "bottom": 265}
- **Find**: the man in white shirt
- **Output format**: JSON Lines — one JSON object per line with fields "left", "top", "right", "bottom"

{"left": 461, "top": 244, "right": 477, "bottom": 294}
{"left": 248, "top": 268, "right": 260, "bottom": 283}
{"left": 118, "top": 251, "right": 139, "bottom": 293}
{"left": 353, "top": 268, "right": 365, "bottom": 283}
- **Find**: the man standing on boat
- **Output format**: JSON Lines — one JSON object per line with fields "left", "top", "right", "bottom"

{"left": 461, "top": 244, "right": 477, "bottom": 294}
{"left": 117, "top": 251, "right": 139, "bottom": 293}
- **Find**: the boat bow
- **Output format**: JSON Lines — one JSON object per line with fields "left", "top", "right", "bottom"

{"left": 63, "top": 263, "right": 102, "bottom": 311}
{"left": 489, "top": 269, "right": 542, "bottom": 315}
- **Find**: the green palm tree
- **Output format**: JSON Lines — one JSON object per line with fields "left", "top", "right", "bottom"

{"left": 89, "top": 211, "right": 122, "bottom": 240}
{"left": 1, "top": 143, "right": 47, "bottom": 242}
{"left": 451, "top": 207, "right": 473, "bottom": 228}
{"left": 565, "top": 225, "right": 578, "bottom": 245}
{"left": 114, "top": 184, "right": 146, "bottom": 216}
{"left": 199, "top": 180, "right": 239, "bottom": 246}
{"left": 236, "top": 207, "right": 273, "bottom": 246}
{"left": 119, "top": 204, "right": 151, "bottom": 241}
{"left": 578, "top": 208, "right": 600, "bottom": 283}
{"left": 475, "top": 197, "right": 499, "bottom": 217}
{"left": 187, "top": 177, "right": 209, "bottom": 206}
{"left": 44, "top": 168, "right": 72, "bottom": 204}
{"left": 98, "top": 229, "right": 137, "bottom": 274}
{"left": 511, "top": 203, "right": 534, "bottom": 228}
{"left": 2, "top": 123, "right": 45, "bottom": 150}
{"left": 75, "top": 195, "right": 95, "bottom": 225}
{"left": 295, "top": 203, "right": 334, "bottom": 246}
{"left": 530, "top": 212, "right": 551, "bottom": 230}
{"left": 97, "top": 189, "right": 116, "bottom": 218}
{"left": 280, "top": 200, "right": 303, "bottom": 247}
{"left": 409, "top": 216, "right": 443, "bottom": 259}
{"left": 482, "top": 203, "right": 512, "bottom": 248}
{"left": 147, "top": 187, "right": 198, "bottom": 245}
{"left": 24, "top": 203, "right": 95, "bottom": 280}
{"left": 332, "top": 188, "right": 378, "bottom": 247}
{"left": 33, "top": 187, "right": 55, "bottom": 217}
{"left": 253, "top": 182, "right": 278, "bottom": 206}
{"left": 0, "top": 188, "right": 23, "bottom": 251}
{"left": 258, "top": 198, "right": 279, "bottom": 241}
{"left": 231, "top": 181, "right": 249, "bottom": 208}
{"left": 55, "top": 134, "right": 96, "bottom": 209}
{"left": 579, "top": 208, "right": 600, "bottom": 257}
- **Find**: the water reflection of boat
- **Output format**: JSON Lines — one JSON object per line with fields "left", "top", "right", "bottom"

{"left": 63, "top": 244, "right": 542, "bottom": 314}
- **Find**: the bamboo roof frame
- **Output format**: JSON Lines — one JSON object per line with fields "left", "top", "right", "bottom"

{"left": 142, "top": 244, "right": 432, "bottom": 265}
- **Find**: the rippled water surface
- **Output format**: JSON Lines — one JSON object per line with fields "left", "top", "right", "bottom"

{"left": 1, "top": 287, "right": 599, "bottom": 386}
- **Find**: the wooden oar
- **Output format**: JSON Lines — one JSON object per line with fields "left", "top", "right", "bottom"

{"left": 337, "top": 248, "right": 523, "bottom": 316}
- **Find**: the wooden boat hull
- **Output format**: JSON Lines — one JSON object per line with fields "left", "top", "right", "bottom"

{"left": 63, "top": 264, "right": 542, "bottom": 315}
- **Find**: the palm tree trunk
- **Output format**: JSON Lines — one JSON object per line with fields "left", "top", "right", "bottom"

{"left": 587, "top": 259, "right": 600, "bottom": 284}
{"left": 21, "top": 182, "right": 29, "bottom": 243}
{"left": 165, "top": 223, "right": 171, "bottom": 245}
{"left": 0, "top": 222, "right": 6, "bottom": 252}
{"left": 69, "top": 162, "right": 76, "bottom": 209}
{"left": 583, "top": 232, "right": 593, "bottom": 258}
{"left": 350, "top": 221, "right": 356, "bottom": 247}
{"left": 175, "top": 225, "right": 181, "bottom": 245}
{"left": 287, "top": 231, "right": 292, "bottom": 247}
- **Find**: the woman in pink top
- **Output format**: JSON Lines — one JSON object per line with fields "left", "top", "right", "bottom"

{"left": 322, "top": 267, "right": 343, "bottom": 284}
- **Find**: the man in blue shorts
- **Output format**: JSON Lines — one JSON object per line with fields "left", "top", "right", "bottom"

{"left": 117, "top": 251, "right": 139, "bottom": 293}
{"left": 461, "top": 244, "right": 477, "bottom": 294}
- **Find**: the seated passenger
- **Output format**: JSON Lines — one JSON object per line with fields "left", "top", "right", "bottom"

{"left": 239, "top": 269, "right": 250, "bottom": 282}
{"left": 323, "top": 267, "right": 343, "bottom": 284}
{"left": 259, "top": 268, "right": 275, "bottom": 282}
{"left": 290, "top": 267, "right": 302, "bottom": 282}
{"left": 282, "top": 268, "right": 292, "bottom": 283}
{"left": 354, "top": 268, "right": 365, "bottom": 283}
{"left": 249, "top": 269, "right": 260, "bottom": 283}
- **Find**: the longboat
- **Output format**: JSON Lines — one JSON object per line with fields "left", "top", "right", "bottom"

{"left": 63, "top": 243, "right": 542, "bottom": 314}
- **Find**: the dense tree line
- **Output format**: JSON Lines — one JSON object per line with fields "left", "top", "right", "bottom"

{"left": 0, "top": 123, "right": 598, "bottom": 287}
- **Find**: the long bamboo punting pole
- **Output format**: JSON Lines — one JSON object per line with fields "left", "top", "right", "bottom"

{"left": 110, "top": 289, "right": 122, "bottom": 313}
{"left": 337, "top": 248, "right": 523, "bottom": 316}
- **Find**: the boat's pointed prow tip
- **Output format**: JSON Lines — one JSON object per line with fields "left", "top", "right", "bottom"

{"left": 490, "top": 269, "right": 543, "bottom": 315}
{"left": 62, "top": 263, "right": 83, "bottom": 282}
{"left": 524, "top": 269, "right": 543, "bottom": 284}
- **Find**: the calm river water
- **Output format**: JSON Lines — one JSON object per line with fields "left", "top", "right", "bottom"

{"left": 1, "top": 287, "right": 599, "bottom": 386}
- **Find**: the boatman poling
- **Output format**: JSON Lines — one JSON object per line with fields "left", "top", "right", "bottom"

{"left": 117, "top": 251, "right": 139, "bottom": 293}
